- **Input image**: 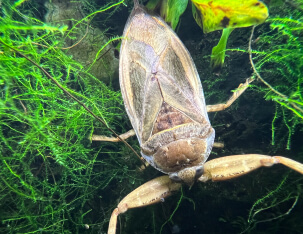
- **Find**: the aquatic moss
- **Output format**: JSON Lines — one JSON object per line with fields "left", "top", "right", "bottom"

{"left": 0, "top": 1, "right": 144, "bottom": 233}
{"left": 249, "top": 6, "right": 303, "bottom": 150}
{"left": 231, "top": 175, "right": 301, "bottom": 233}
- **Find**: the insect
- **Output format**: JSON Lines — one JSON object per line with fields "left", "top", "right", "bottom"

{"left": 103, "top": 1, "right": 303, "bottom": 233}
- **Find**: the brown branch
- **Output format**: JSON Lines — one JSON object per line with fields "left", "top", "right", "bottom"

{"left": 15, "top": 90, "right": 27, "bottom": 114}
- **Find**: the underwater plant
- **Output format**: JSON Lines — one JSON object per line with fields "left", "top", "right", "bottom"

{"left": 230, "top": 175, "right": 301, "bottom": 233}
{"left": 0, "top": 1, "right": 145, "bottom": 233}
{"left": 146, "top": 0, "right": 189, "bottom": 30}
{"left": 192, "top": 0, "right": 269, "bottom": 72}
{"left": 246, "top": 2, "right": 303, "bottom": 150}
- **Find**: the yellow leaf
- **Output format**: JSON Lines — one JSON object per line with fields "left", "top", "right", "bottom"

{"left": 191, "top": 0, "right": 269, "bottom": 33}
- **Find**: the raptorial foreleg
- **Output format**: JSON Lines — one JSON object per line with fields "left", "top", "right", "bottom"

{"left": 199, "top": 154, "right": 303, "bottom": 182}
{"left": 108, "top": 176, "right": 181, "bottom": 234}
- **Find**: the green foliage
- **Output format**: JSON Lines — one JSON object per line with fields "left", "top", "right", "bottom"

{"left": 0, "top": 1, "right": 143, "bottom": 233}
{"left": 146, "top": 0, "right": 188, "bottom": 30}
{"left": 191, "top": 0, "right": 269, "bottom": 33}
{"left": 191, "top": 0, "right": 269, "bottom": 71}
{"left": 210, "top": 28, "right": 234, "bottom": 72}
{"left": 231, "top": 175, "right": 301, "bottom": 233}
{"left": 250, "top": 9, "right": 303, "bottom": 149}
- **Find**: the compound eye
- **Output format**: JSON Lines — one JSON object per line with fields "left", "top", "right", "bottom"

{"left": 195, "top": 166, "right": 204, "bottom": 179}
{"left": 169, "top": 173, "right": 182, "bottom": 183}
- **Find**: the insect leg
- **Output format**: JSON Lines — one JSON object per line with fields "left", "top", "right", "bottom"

{"left": 91, "top": 129, "right": 136, "bottom": 142}
{"left": 108, "top": 176, "right": 181, "bottom": 234}
{"left": 206, "top": 77, "right": 254, "bottom": 112}
{"left": 198, "top": 154, "right": 303, "bottom": 182}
